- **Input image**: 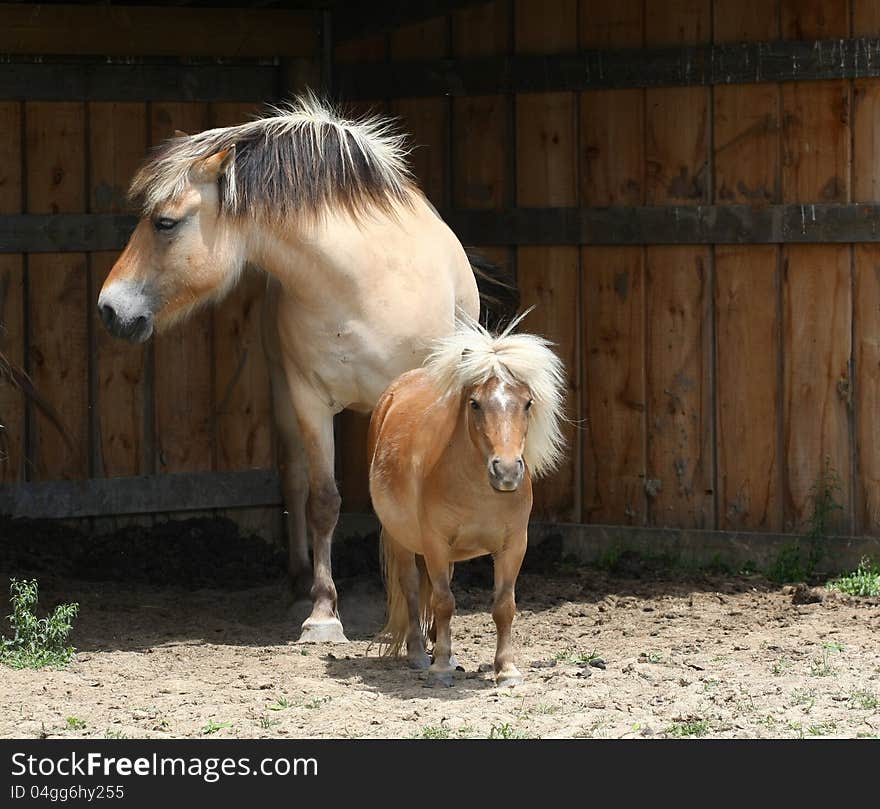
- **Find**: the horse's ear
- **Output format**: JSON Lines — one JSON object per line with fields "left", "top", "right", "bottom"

{"left": 173, "top": 129, "right": 189, "bottom": 138}
{"left": 191, "top": 146, "right": 236, "bottom": 183}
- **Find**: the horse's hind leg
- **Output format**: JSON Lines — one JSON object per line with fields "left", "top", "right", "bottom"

{"left": 492, "top": 531, "right": 527, "bottom": 687}
{"left": 389, "top": 541, "right": 430, "bottom": 669}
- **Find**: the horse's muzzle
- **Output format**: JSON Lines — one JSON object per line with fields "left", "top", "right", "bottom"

{"left": 97, "top": 302, "right": 154, "bottom": 343}
{"left": 488, "top": 456, "right": 524, "bottom": 492}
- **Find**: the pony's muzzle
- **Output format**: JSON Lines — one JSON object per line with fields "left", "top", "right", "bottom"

{"left": 489, "top": 456, "right": 524, "bottom": 492}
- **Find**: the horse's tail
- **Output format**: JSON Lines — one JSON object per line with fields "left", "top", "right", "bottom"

{"left": 466, "top": 247, "right": 519, "bottom": 331}
{"left": 378, "top": 530, "right": 432, "bottom": 657}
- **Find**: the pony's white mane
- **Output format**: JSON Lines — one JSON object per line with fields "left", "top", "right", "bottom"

{"left": 424, "top": 312, "right": 566, "bottom": 478}
{"left": 130, "top": 93, "right": 415, "bottom": 221}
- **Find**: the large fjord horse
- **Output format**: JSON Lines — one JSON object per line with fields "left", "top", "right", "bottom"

{"left": 96, "top": 96, "right": 513, "bottom": 643}
{"left": 368, "top": 315, "right": 566, "bottom": 685}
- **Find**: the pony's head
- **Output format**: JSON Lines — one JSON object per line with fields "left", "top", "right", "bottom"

{"left": 98, "top": 95, "right": 413, "bottom": 343}
{"left": 425, "top": 312, "right": 566, "bottom": 492}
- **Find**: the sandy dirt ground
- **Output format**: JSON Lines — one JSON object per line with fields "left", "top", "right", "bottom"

{"left": 1, "top": 519, "right": 879, "bottom": 740}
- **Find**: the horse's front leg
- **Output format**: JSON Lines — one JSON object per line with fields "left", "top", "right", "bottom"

{"left": 287, "top": 384, "right": 347, "bottom": 644}
{"left": 422, "top": 542, "right": 456, "bottom": 686}
{"left": 492, "top": 532, "right": 527, "bottom": 687}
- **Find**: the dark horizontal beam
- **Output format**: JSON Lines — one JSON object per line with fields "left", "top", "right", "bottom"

{"left": 446, "top": 204, "right": 880, "bottom": 245}
{"left": 0, "top": 214, "right": 138, "bottom": 253}
{"left": 5, "top": 205, "right": 880, "bottom": 252}
{"left": 0, "top": 60, "right": 280, "bottom": 102}
{"left": 336, "top": 36, "right": 880, "bottom": 98}
{"left": 0, "top": 469, "right": 282, "bottom": 519}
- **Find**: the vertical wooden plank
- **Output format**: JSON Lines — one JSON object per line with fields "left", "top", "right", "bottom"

{"left": 781, "top": 0, "right": 850, "bottom": 39}
{"left": 150, "top": 102, "right": 213, "bottom": 474}
{"left": 517, "top": 249, "right": 579, "bottom": 520}
{"left": 645, "top": 86, "right": 709, "bottom": 205}
{"left": 516, "top": 94, "right": 576, "bottom": 206}
{"left": 515, "top": 0, "right": 577, "bottom": 52}
{"left": 783, "top": 246, "right": 851, "bottom": 533}
{"left": 335, "top": 34, "right": 390, "bottom": 120}
{"left": 714, "top": 84, "right": 779, "bottom": 204}
{"left": 645, "top": 247, "right": 712, "bottom": 528}
{"left": 782, "top": 82, "right": 850, "bottom": 203}
{"left": 712, "top": 0, "right": 779, "bottom": 41}
{"left": 580, "top": 90, "right": 644, "bottom": 206}
{"left": 25, "top": 102, "right": 88, "bottom": 481}
{"left": 852, "top": 80, "right": 880, "bottom": 202}
{"left": 0, "top": 102, "right": 23, "bottom": 483}
{"left": 582, "top": 247, "right": 646, "bottom": 525}
{"left": 88, "top": 102, "right": 147, "bottom": 478}
{"left": 644, "top": 0, "right": 710, "bottom": 46}
{"left": 452, "top": 0, "right": 509, "bottom": 57}
{"left": 389, "top": 18, "right": 450, "bottom": 207}
{"left": 715, "top": 247, "right": 781, "bottom": 531}
{"left": 579, "top": 0, "right": 644, "bottom": 48}
{"left": 853, "top": 0, "right": 880, "bottom": 34}
{"left": 854, "top": 245, "right": 880, "bottom": 534}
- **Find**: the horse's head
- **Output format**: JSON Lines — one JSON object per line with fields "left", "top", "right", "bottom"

{"left": 466, "top": 375, "right": 532, "bottom": 492}
{"left": 98, "top": 142, "right": 243, "bottom": 343}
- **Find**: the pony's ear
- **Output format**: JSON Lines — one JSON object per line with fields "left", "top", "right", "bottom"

{"left": 173, "top": 129, "right": 189, "bottom": 138}
{"left": 190, "top": 146, "right": 236, "bottom": 184}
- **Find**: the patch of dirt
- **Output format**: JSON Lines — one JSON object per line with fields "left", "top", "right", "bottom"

{"left": 1, "top": 518, "right": 879, "bottom": 739}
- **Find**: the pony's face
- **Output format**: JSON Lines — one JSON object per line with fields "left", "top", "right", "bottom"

{"left": 466, "top": 376, "right": 532, "bottom": 492}
{"left": 98, "top": 148, "right": 243, "bottom": 343}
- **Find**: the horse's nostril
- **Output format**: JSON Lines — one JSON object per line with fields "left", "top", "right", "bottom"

{"left": 99, "top": 303, "right": 116, "bottom": 327}
{"left": 134, "top": 314, "right": 147, "bottom": 331}
{"left": 491, "top": 458, "right": 501, "bottom": 473}
{"left": 517, "top": 458, "right": 524, "bottom": 470}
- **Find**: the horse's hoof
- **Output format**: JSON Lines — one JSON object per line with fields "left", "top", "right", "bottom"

{"left": 496, "top": 672, "right": 524, "bottom": 688}
{"left": 297, "top": 617, "right": 348, "bottom": 644}
{"left": 408, "top": 651, "right": 431, "bottom": 670}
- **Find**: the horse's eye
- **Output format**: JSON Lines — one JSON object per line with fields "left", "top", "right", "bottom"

{"left": 469, "top": 399, "right": 480, "bottom": 411}
{"left": 525, "top": 399, "right": 533, "bottom": 411}
{"left": 154, "top": 217, "right": 178, "bottom": 232}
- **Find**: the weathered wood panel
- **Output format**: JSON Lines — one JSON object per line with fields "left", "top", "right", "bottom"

{"left": 582, "top": 247, "right": 646, "bottom": 524}
{"left": 854, "top": 244, "right": 880, "bottom": 534}
{"left": 578, "top": 0, "right": 644, "bottom": 49}
{"left": 0, "top": 4, "right": 317, "bottom": 58}
{"left": 853, "top": 79, "right": 880, "bottom": 202}
{"left": 781, "top": 0, "right": 850, "bottom": 41}
{"left": 516, "top": 93, "right": 577, "bottom": 207}
{"left": 0, "top": 101, "right": 23, "bottom": 483}
{"left": 25, "top": 102, "right": 88, "bottom": 481}
{"left": 88, "top": 102, "right": 147, "bottom": 479}
{"left": 149, "top": 103, "right": 214, "bottom": 474}
{"left": 715, "top": 246, "right": 781, "bottom": 531}
{"left": 712, "top": 0, "right": 778, "bottom": 42}
{"left": 518, "top": 248, "right": 579, "bottom": 520}
{"left": 645, "top": 246, "right": 712, "bottom": 528}
{"left": 782, "top": 245, "right": 852, "bottom": 533}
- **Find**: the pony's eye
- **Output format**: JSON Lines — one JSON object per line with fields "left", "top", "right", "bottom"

{"left": 154, "top": 217, "right": 178, "bottom": 232}
{"left": 469, "top": 399, "right": 480, "bottom": 411}
{"left": 525, "top": 399, "right": 533, "bottom": 411}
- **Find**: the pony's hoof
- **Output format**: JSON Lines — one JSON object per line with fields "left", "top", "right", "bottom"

{"left": 496, "top": 672, "right": 524, "bottom": 688}
{"left": 408, "top": 651, "right": 431, "bottom": 670}
{"left": 425, "top": 671, "right": 454, "bottom": 688}
{"left": 297, "top": 617, "right": 348, "bottom": 644}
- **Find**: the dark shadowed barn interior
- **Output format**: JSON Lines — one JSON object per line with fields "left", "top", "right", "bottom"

{"left": 2, "top": 0, "right": 880, "bottom": 561}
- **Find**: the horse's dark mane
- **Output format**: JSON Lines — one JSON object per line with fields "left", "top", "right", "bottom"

{"left": 129, "top": 94, "right": 415, "bottom": 222}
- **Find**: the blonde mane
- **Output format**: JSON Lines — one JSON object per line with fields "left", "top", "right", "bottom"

{"left": 129, "top": 93, "right": 415, "bottom": 222}
{"left": 424, "top": 313, "right": 567, "bottom": 477}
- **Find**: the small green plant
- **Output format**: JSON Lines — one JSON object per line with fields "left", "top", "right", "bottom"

{"left": 848, "top": 690, "right": 879, "bottom": 710}
{"left": 665, "top": 719, "right": 709, "bottom": 738}
{"left": 789, "top": 688, "right": 816, "bottom": 710}
{"left": 827, "top": 558, "right": 880, "bottom": 597}
{"left": 809, "top": 652, "right": 835, "bottom": 678}
{"left": 489, "top": 723, "right": 531, "bottom": 739}
{"left": 767, "top": 545, "right": 811, "bottom": 584}
{"left": 822, "top": 640, "right": 845, "bottom": 653}
{"left": 103, "top": 729, "right": 128, "bottom": 739}
{"left": 65, "top": 717, "right": 86, "bottom": 731}
{"left": 259, "top": 717, "right": 281, "bottom": 730}
{"left": 641, "top": 651, "right": 663, "bottom": 664}
{"left": 806, "top": 457, "right": 844, "bottom": 538}
{"left": 201, "top": 719, "right": 233, "bottom": 735}
{"left": 419, "top": 725, "right": 450, "bottom": 739}
{"left": 771, "top": 657, "right": 792, "bottom": 676}
{"left": 0, "top": 579, "right": 79, "bottom": 670}
{"left": 807, "top": 721, "right": 837, "bottom": 737}
{"left": 303, "top": 697, "right": 330, "bottom": 710}
{"left": 268, "top": 697, "right": 291, "bottom": 711}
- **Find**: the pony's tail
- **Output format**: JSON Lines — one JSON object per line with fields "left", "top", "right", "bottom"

{"left": 378, "top": 531, "right": 433, "bottom": 657}
{"left": 466, "top": 248, "right": 519, "bottom": 331}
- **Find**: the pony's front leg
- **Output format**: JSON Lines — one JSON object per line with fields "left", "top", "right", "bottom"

{"left": 492, "top": 533, "right": 527, "bottom": 687}
{"left": 288, "top": 386, "right": 347, "bottom": 644}
{"left": 422, "top": 545, "right": 456, "bottom": 687}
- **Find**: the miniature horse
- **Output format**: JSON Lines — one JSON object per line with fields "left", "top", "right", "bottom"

{"left": 368, "top": 315, "right": 566, "bottom": 686}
